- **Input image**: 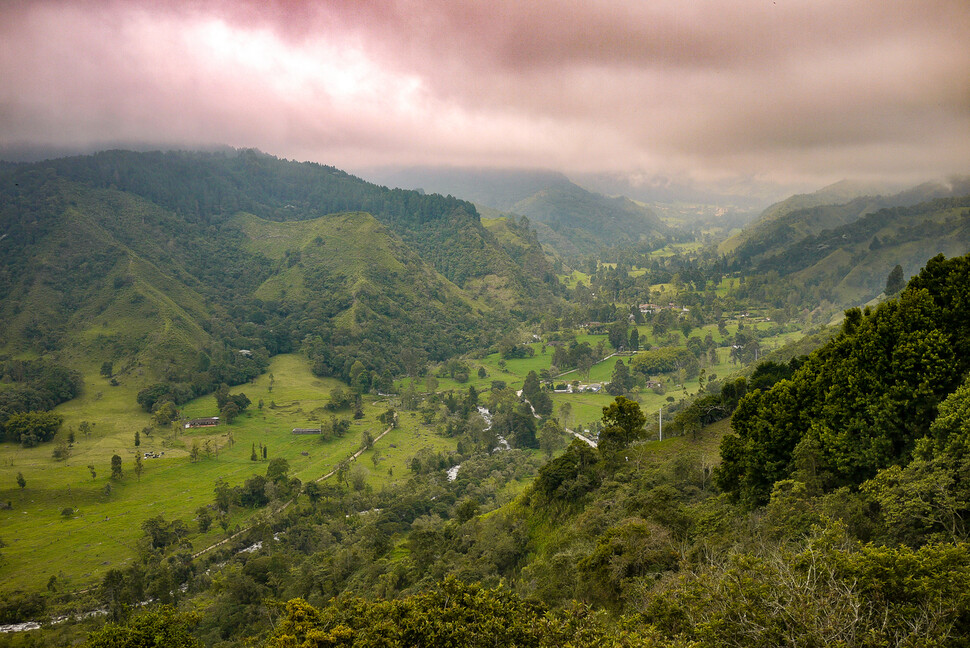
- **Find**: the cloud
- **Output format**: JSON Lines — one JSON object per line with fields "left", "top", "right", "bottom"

{"left": 1, "top": 0, "right": 968, "bottom": 192}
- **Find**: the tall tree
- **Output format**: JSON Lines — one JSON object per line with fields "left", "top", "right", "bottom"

{"left": 522, "top": 371, "right": 541, "bottom": 402}
{"left": 886, "top": 263, "right": 905, "bottom": 295}
{"left": 608, "top": 321, "right": 629, "bottom": 350}
{"left": 599, "top": 396, "right": 646, "bottom": 454}
{"left": 606, "top": 359, "right": 632, "bottom": 395}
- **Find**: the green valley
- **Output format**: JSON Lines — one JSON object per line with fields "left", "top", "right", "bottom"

{"left": 2, "top": 151, "right": 970, "bottom": 648}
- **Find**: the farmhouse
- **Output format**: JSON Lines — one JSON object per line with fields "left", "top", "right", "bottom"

{"left": 292, "top": 428, "right": 322, "bottom": 435}
{"left": 185, "top": 417, "right": 219, "bottom": 429}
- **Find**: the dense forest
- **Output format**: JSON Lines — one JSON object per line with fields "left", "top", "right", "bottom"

{"left": 0, "top": 150, "right": 563, "bottom": 408}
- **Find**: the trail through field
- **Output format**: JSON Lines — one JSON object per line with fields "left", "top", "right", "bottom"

{"left": 192, "top": 416, "right": 396, "bottom": 559}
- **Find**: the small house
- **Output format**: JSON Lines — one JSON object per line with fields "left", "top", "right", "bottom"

{"left": 185, "top": 417, "right": 219, "bottom": 429}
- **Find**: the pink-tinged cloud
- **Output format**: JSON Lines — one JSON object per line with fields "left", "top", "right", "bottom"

{"left": 1, "top": 0, "right": 968, "bottom": 192}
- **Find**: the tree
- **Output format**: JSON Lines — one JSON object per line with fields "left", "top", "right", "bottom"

{"left": 886, "top": 263, "right": 905, "bottom": 295}
{"left": 152, "top": 401, "right": 178, "bottom": 426}
{"left": 134, "top": 454, "right": 144, "bottom": 481}
{"left": 508, "top": 403, "right": 539, "bottom": 449}
{"left": 251, "top": 443, "right": 258, "bottom": 461}
{"left": 266, "top": 458, "right": 290, "bottom": 483}
{"left": 350, "top": 464, "right": 369, "bottom": 491}
{"left": 88, "top": 464, "right": 97, "bottom": 480}
{"left": 16, "top": 472, "right": 25, "bottom": 491}
{"left": 4, "top": 411, "right": 63, "bottom": 447}
{"left": 538, "top": 418, "right": 567, "bottom": 458}
{"left": 134, "top": 430, "right": 140, "bottom": 447}
{"left": 680, "top": 320, "right": 694, "bottom": 339}
{"left": 83, "top": 606, "right": 201, "bottom": 648}
{"left": 552, "top": 402, "right": 571, "bottom": 431}
{"left": 629, "top": 327, "right": 640, "bottom": 352}
{"left": 608, "top": 321, "right": 628, "bottom": 350}
{"left": 606, "top": 359, "right": 632, "bottom": 395}
{"left": 303, "top": 481, "right": 322, "bottom": 503}
{"left": 196, "top": 506, "right": 212, "bottom": 533}
{"left": 599, "top": 396, "right": 646, "bottom": 454}
{"left": 100, "top": 361, "right": 113, "bottom": 378}
{"left": 111, "top": 454, "right": 123, "bottom": 480}
{"left": 522, "top": 371, "right": 542, "bottom": 402}
{"left": 221, "top": 400, "right": 241, "bottom": 424}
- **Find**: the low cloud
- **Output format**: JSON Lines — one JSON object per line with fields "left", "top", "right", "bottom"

{"left": 1, "top": 0, "right": 968, "bottom": 193}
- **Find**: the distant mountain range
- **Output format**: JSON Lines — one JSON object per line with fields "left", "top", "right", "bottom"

{"left": 722, "top": 178, "right": 970, "bottom": 308}
{"left": 720, "top": 177, "right": 970, "bottom": 258}
{"left": 361, "top": 166, "right": 668, "bottom": 257}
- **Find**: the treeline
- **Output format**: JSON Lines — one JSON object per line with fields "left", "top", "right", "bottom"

{"left": 719, "top": 252, "right": 970, "bottom": 504}
{"left": 0, "top": 358, "right": 79, "bottom": 445}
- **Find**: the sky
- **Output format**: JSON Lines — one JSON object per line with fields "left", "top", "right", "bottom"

{"left": 1, "top": 0, "right": 968, "bottom": 197}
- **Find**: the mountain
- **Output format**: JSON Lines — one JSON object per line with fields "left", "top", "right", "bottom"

{"left": 360, "top": 166, "right": 669, "bottom": 257}
{"left": 720, "top": 177, "right": 970, "bottom": 257}
{"left": 743, "top": 195, "right": 970, "bottom": 307}
{"left": 508, "top": 182, "right": 668, "bottom": 257}
{"left": 0, "top": 149, "right": 562, "bottom": 390}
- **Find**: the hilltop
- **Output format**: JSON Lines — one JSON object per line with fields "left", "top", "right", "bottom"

{"left": 362, "top": 166, "right": 669, "bottom": 257}
{"left": 0, "top": 150, "right": 563, "bottom": 388}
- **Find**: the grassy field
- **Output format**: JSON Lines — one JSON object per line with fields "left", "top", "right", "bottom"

{"left": 0, "top": 354, "right": 454, "bottom": 594}
{"left": 0, "top": 308, "right": 803, "bottom": 595}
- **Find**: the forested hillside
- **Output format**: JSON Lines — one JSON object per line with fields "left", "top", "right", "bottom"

{"left": 720, "top": 252, "right": 970, "bottom": 504}
{"left": 510, "top": 181, "right": 668, "bottom": 257}
{"left": 745, "top": 196, "right": 970, "bottom": 306}
{"left": 720, "top": 176, "right": 970, "bottom": 257}
{"left": 0, "top": 150, "right": 563, "bottom": 392}
{"left": 365, "top": 166, "right": 670, "bottom": 257}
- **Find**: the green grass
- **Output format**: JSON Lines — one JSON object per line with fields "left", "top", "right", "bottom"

{"left": 0, "top": 354, "right": 415, "bottom": 593}
{"left": 558, "top": 270, "right": 591, "bottom": 289}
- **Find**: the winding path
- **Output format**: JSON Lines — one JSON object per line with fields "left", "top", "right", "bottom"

{"left": 192, "top": 416, "right": 396, "bottom": 559}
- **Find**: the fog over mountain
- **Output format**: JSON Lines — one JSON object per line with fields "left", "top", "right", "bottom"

{"left": 2, "top": 0, "right": 968, "bottom": 201}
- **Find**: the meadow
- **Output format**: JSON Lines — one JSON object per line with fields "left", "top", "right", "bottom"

{"left": 0, "top": 354, "right": 454, "bottom": 593}
{"left": 0, "top": 316, "right": 798, "bottom": 594}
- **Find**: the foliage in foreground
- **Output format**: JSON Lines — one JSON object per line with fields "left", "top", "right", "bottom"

{"left": 265, "top": 578, "right": 658, "bottom": 648}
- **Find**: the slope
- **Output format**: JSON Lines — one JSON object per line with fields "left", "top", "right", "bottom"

{"left": 230, "top": 211, "right": 501, "bottom": 376}
{"left": 752, "top": 196, "right": 970, "bottom": 306}
{"left": 720, "top": 177, "right": 970, "bottom": 258}
{"left": 33, "top": 149, "right": 557, "bottom": 313}
{"left": 0, "top": 177, "right": 222, "bottom": 380}
{"left": 363, "top": 165, "right": 670, "bottom": 258}
{"left": 0, "top": 150, "right": 564, "bottom": 388}
{"left": 510, "top": 181, "right": 669, "bottom": 257}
